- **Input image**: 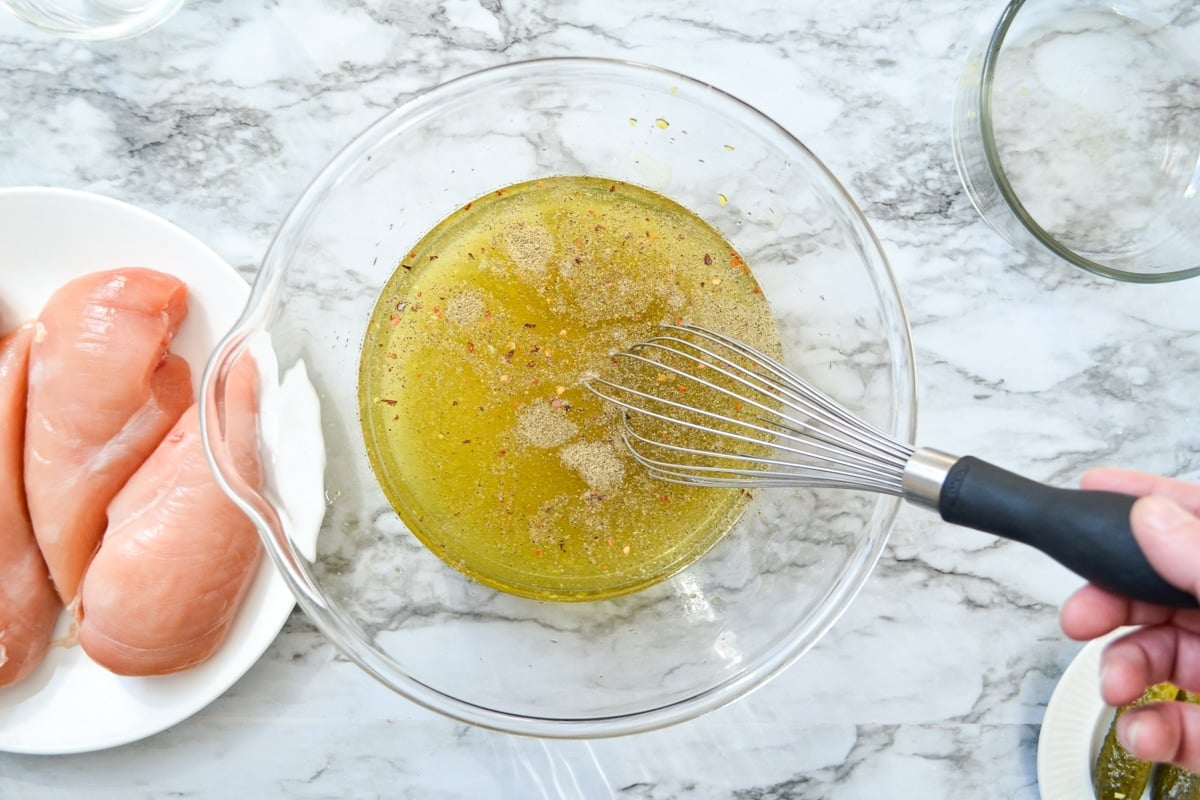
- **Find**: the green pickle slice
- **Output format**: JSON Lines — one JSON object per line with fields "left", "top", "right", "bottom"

{"left": 1095, "top": 682, "right": 1181, "bottom": 800}
{"left": 1154, "top": 765, "right": 1200, "bottom": 800}
{"left": 1152, "top": 692, "right": 1200, "bottom": 800}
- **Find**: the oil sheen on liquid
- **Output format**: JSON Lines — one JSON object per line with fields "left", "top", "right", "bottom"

{"left": 359, "top": 176, "right": 780, "bottom": 601}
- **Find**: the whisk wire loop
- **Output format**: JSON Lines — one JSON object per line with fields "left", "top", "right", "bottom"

{"left": 583, "top": 324, "right": 914, "bottom": 494}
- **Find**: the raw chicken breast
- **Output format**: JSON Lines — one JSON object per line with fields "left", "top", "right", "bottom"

{"left": 25, "top": 268, "right": 192, "bottom": 607}
{"left": 0, "top": 325, "right": 62, "bottom": 688}
{"left": 78, "top": 357, "right": 263, "bottom": 676}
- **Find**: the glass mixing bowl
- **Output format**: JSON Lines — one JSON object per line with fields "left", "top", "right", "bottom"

{"left": 0, "top": 0, "right": 184, "bottom": 40}
{"left": 200, "top": 58, "right": 917, "bottom": 737}
{"left": 951, "top": 0, "right": 1200, "bottom": 282}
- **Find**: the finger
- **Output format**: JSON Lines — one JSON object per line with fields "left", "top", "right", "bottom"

{"left": 1118, "top": 702, "right": 1200, "bottom": 773}
{"left": 1129, "top": 496, "right": 1200, "bottom": 599}
{"left": 1081, "top": 468, "right": 1200, "bottom": 516}
{"left": 1060, "top": 585, "right": 1133, "bottom": 640}
{"left": 1059, "top": 583, "right": 1179, "bottom": 641}
{"left": 1100, "top": 627, "right": 1200, "bottom": 705}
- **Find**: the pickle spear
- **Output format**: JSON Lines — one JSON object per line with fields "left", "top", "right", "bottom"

{"left": 1152, "top": 691, "right": 1200, "bottom": 800}
{"left": 1153, "top": 765, "right": 1200, "bottom": 800}
{"left": 1095, "top": 682, "right": 1180, "bottom": 800}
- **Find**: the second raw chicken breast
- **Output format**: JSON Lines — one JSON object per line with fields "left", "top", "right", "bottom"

{"left": 78, "top": 358, "right": 264, "bottom": 676}
{"left": 25, "top": 268, "right": 193, "bottom": 607}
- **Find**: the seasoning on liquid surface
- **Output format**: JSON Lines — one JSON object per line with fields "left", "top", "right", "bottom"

{"left": 359, "top": 176, "right": 780, "bottom": 601}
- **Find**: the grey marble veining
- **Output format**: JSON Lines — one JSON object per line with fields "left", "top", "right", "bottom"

{"left": 3, "top": 0, "right": 1200, "bottom": 797}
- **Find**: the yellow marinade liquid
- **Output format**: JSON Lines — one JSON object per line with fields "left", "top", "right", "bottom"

{"left": 359, "top": 176, "right": 780, "bottom": 601}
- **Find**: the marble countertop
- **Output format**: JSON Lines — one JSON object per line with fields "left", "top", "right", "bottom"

{"left": 3, "top": 1, "right": 1200, "bottom": 797}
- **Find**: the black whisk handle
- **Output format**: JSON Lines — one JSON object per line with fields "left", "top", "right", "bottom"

{"left": 937, "top": 456, "right": 1198, "bottom": 608}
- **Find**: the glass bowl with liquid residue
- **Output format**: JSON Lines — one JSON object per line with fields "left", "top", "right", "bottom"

{"left": 200, "top": 58, "right": 917, "bottom": 737}
{"left": 952, "top": 0, "right": 1200, "bottom": 282}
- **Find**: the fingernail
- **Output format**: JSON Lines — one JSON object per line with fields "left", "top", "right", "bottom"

{"left": 1121, "top": 714, "right": 1143, "bottom": 753}
{"left": 1138, "top": 496, "right": 1191, "bottom": 534}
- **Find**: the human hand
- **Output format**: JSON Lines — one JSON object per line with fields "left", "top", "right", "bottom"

{"left": 1059, "top": 467, "right": 1200, "bottom": 771}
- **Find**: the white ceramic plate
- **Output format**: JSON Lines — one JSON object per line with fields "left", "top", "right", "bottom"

{"left": 1038, "top": 629, "right": 1132, "bottom": 800}
{"left": 0, "top": 187, "right": 299, "bottom": 755}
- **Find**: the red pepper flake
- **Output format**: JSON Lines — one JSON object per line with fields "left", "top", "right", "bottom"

{"left": 466, "top": 341, "right": 475, "bottom": 353}
{"left": 462, "top": 438, "right": 471, "bottom": 444}
{"left": 379, "top": 398, "right": 398, "bottom": 406}
{"left": 677, "top": 385, "right": 687, "bottom": 393}
{"left": 389, "top": 315, "right": 401, "bottom": 326}
{"left": 730, "top": 255, "right": 744, "bottom": 268}
{"left": 534, "top": 548, "right": 542, "bottom": 557}
{"left": 497, "top": 449, "right": 507, "bottom": 457}
{"left": 523, "top": 322, "right": 537, "bottom": 329}
{"left": 464, "top": 202, "right": 473, "bottom": 210}
{"left": 467, "top": 252, "right": 475, "bottom": 260}
{"left": 609, "top": 184, "right": 616, "bottom": 192}
{"left": 496, "top": 189, "right": 506, "bottom": 196}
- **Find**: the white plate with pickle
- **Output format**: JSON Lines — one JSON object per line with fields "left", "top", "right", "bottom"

{"left": 1039, "top": 628, "right": 1199, "bottom": 799}
{"left": 1039, "top": 631, "right": 1117, "bottom": 798}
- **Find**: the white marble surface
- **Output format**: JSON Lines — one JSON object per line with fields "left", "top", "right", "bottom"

{"left": 2, "top": 1, "right": 1200, "bottom": 797}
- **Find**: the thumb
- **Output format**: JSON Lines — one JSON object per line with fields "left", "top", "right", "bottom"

{"left": 1119, "top": 702, "right": 1200, "bottom": 773}
{"left": 1130, "top": 496, "right": 1200, "bottom": 599}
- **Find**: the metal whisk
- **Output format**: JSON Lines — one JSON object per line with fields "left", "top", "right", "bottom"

{"left": 584, "top": 324, "right": 1195, "bottom": 608}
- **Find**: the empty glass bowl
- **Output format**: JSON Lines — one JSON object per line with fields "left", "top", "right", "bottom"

{"left": 200, "top": 58, "right": 916, "bottom": 737}
{"left": 952, "top": 0, "right": 1200, "bottom": 282}
{"left": 0, "top": 0, "right": 183, "bottom": 40}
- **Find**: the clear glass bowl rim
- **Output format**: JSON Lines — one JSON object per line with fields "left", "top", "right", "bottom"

{"left": 202, "top": 56, "right": 918, "bottom": 738}
{"left": 0, "top": 0, "right": 184, "bottom": 41}
{"left": 975, "top": 0, "right": 1200, "bottom": 284}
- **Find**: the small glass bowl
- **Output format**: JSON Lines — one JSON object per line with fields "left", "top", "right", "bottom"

{"left": 201, "top": 58, "right": 916, "bottom": 737}
{"left": 952, "top": 0, "right": 1200, "bottom": 282}
{"left": 0, "top": 0, "right": 183, "bottom": 40}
